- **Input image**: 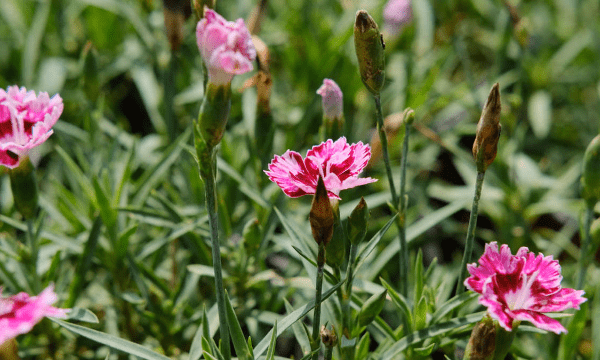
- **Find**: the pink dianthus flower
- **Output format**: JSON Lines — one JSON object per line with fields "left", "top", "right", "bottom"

{"left": 196, "top": 9, "right": 256, "bottom": 85}
{"left": 0, "top": 285, "right": 69, "bottom": 345}
{"left": 465, "top": 242, "right": 586, "bottom": 334}
{"left": 0, "top": 86, "right": 63, "bottom": 169}
{"left": 265, "top": 137, "right": 377, "bottom": 199}
{"left": 316, "top": 79, "right": 343, "bottom": 120}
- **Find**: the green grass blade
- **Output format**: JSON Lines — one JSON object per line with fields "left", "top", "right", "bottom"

{"left": 50, "top": 319, "right": 172, "bottom": 360}
{"left": 225, "top": 291, "right": 254, "bottom": 360}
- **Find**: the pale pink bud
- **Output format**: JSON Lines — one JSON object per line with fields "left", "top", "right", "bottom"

{"left": 196, "top": 9, "right": 256, "bottom": 85}
{"left": 316, "top": 79, "right": 343, "bottom": 120}
{"left": 383, "top": 0, "right": 412, "bottom": 37}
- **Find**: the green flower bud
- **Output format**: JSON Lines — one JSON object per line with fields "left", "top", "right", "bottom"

{"left": 9, "top": 157, "right": 39, "bottom": 219}
{"left": 347, "top": 197, "right": 369, "bottom": 245}
{"left": 357, "top": 289, "right": 387, "bottom": 328}
{"left": 354, "top": 10, "right": 385, "bottom": 95}
{"left": 197, "top": 82, "right": 232, "bottom": 151}
{"left": 581, "top": 134, "right": 600, "bottom": 207}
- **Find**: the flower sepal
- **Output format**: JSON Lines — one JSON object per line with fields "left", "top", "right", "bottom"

{"left": 9, "top": 156, "right": 39, "bottom": 219}
{"left": 197, "top": 82, "right": 232, "bottom": 151}
{"left": 463, "top": 315, "right": 518, "bottom": 360}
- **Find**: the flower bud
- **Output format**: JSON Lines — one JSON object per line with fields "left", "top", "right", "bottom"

{"left": 581, "top": 134, "right": 600, "bottom": 207}
{"left": 309, "top": 176, "right": 334, "bottom": 246}
{"left": 354, "top": 10, "right": 385, "bottom": 95}
{"left": 357, "top": 289, "right": 387, "bottom": 328}
{"left": 347, "top": 197, "right": 369, "bottom": 245}
{"left": 472, "top": 83, "right": 501, "bottom": 172}
{"left": 317, "top": 79, "right": 344, "bottom": 140}
{"left": 463, "top": 316, "right": 496, "bottom": 360}
{"left": 0, "top": 338, "right": 19, "bottom": 360}
{"left": 163, "top": 0, "right": 188, "bottom": 51}
{"left": 9, "top": 157, "right": 39, "bottom": 219}
{"left": 320, "top": 325, "right": 338, "bottom": 348}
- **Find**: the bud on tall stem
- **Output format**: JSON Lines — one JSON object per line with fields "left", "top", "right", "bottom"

{"left": 354, "top": 10, "right": 385, "bottom": 95}
{"left": 472, "top": 83, "right": 501, "bottom": 172}
{"left": 310, "top": 177, "right": 335, "bottom": 247}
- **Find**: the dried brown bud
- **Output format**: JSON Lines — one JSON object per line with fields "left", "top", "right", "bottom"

{"left": 320, "top": 325, "right": 338, "bottom": 348}
{"left": 309, "top": 177, "right": 334, "bottom": 246}
{"left": 463, "top": 317, "right": 496, "bottom": 360}
{"left": 247, "top": 0, "right": 268, "bottom": 35}
{"left": 354, "top": 10, "right": 385, "bottom": 94}
{"left": 472, "top": 83, "right": 501, "bottom": 172}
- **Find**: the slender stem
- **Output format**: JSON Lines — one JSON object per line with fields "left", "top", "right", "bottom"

{"left": 165, "top": 50, "right": 177, "bottom": 142}
{"left": 324, "top": 345, "right": 334, "bottom": 360}
{"left": 578, "top": 206, "right": 594, "bottom": 289}
{"left": 397, "top": 122, "right": 410, "bottom": 297}
{"left": 457, "top": 169, "right": 486, "bottom": 295}
{"left": 312, "top": 243, "right": 326, "bottom": 360}
{"left": 203, "top": 159, "right": 231, "bottom": 360}
{"left": 342, "top": 243, "right": 357, "bottom": 360}
{"left": 373, "top": 95, "right": 398, "bottom": 206}
{"left": 26, "top": 219, "right": 41, "bottom": 293}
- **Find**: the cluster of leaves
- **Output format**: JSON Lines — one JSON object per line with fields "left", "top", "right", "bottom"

{"left": 1, "top": 0, "right": 599, "bottom": 359}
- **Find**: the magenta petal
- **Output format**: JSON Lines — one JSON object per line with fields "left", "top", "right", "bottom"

{"left": 511, "top": 310, "right": 567, "bottom": 334}
{"left": 265, "top": 137, "right": 378, "bottom": 199}
{"left": 0, "top": 285, "right": 69, "bottom": 345}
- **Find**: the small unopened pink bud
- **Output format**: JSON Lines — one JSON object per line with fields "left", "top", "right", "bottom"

{"left": 317, "top": 79, "right": 343, "bottom": 120}
{"left": 383, "top": 0, "right": 412, "bottom": 36}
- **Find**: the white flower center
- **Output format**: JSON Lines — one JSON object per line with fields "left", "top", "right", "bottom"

{"left": 504, "top": 270, "right": 540, "bottom": 311}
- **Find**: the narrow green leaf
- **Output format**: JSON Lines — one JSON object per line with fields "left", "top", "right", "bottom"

{"left": 50, "top": 319, "right": 171, "bottom": 360}
{"left": 66, "top": 308, "right": 99, "bottom": 323}
{"left": 189, "top": 306, "right": 210, "bottom": 360}
{"left": 413, "top": 249, "right": 424, "bottom": 309}
{"left": 132, "top": 128, "right": 190, "bottom": 206}
{"left": 380, "top": 312, "right": 485, "bottom": 359}
{"left": 558, "top": 301, "right": 588, "bottom": 360}
{"left": 355, "top": 332, "right": 370, "bottom": 360}
{"left": 254, "top": 280, "right": 345, "bottom": 358}
{"left": 55, "top": 146, "right": 96, "bottom": 206}
{"left": 414, "top": 342, "right": 436, "bottom": 356}
{"left": 430, "top": 292, "right": 479, "bottom": 324}
{"left": 217, "top": 159, "right": 269, "bottom": 208}
{"left": 66, "top": 215, "right": 103, "bottom": 308}
{"left": 225, "top": 291, "right": 254, "bottom": 360}
{"left": 292, "top": 245, "right": 318, "bottom": 267}
{"left": 22, "top": 0, "right": 51, "bottom": 86}
{"left": 284, "top": 299, "right": 311, "bottom": 356}
{"left": 381, "top": 278, "right": 412, "bottom": 333}
{"left": 265, "top": 321, "right": 277, "bottom": 360}
{"left": 414, "top": 296, "right": 428, "bottom": 331}
{"left": 355, "top": 214, "right": 398, "bottom": 273}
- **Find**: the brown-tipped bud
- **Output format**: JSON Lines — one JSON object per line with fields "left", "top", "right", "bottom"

{"left": 320, "top": 325, "right": 338, "bottom": 348}
{"left": 347, "top": 197, "right": 369, "bottom": 245}
{"left": 309, "top": 177, "right": 334, "bottom": 246}
{"left": 472, "top": 83, "right": 502, "bottom": 172}
{"left": 163, "top": 0, "right": 186, "bottom": 51}
{"left": 463, "top": 316, "right": 496, "bottom": 360}
{"left": 581, "top": 135, "right": 600, "bottom": 207}
{"left": 354, "top": 10, "right": 385, "bottom": 95}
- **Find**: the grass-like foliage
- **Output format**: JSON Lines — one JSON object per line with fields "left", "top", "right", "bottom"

{"left": 0, "top": 0, "right": 599, "bottom": 359}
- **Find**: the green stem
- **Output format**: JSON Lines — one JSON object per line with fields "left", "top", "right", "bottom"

{"left": 457, "top": 169, "right": 486, "bottom": 296}
{"left": 165, "top": 50, "right": 177, "bottom": 142}
{"left": 324, "top": 345, "right": 334, "bottom": 360}
{"left": 398, "top": 122, "right": 410, "bottom": 297}
{"left": 342, "top": 243, "right": 358, "bottom": 360}
{"left": 373, "top": 95, "right": 398, "bottom": 206}
{"left": 26, "top": 218, "right": 41, "bottom": 293}
{"left": 578, "top": 206, "right": 594, "bottom": 289}
{"left": 312, "top": 243, "right": 326, "bottom": 360}
{"left": 203, "top": 158, "right": 231, "bottom": 360}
